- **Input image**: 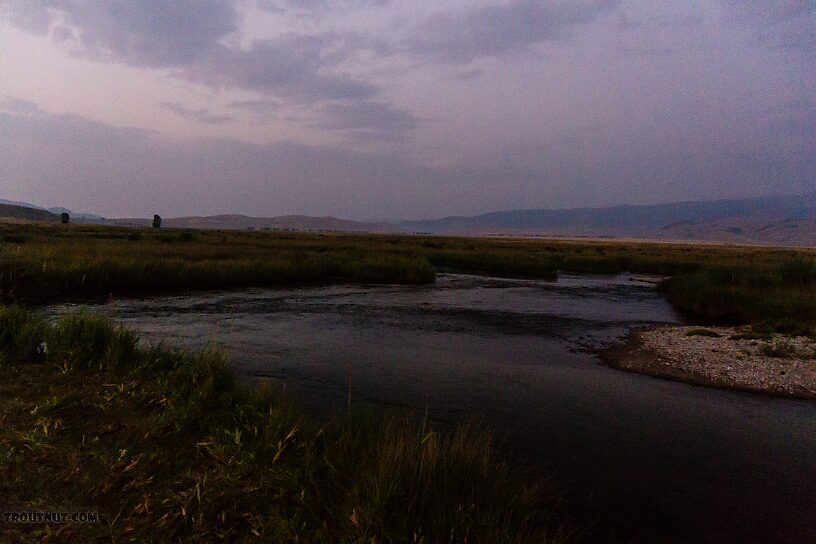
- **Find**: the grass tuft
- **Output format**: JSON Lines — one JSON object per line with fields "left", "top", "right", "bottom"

{"left": 686, "top": 328, "right": 722, "bottom": 338}
{"left": 0, "top": 305, "right": 46, "bottom": 363}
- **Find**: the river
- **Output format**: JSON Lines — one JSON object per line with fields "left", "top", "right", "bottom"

{"left": 50, "top": 273, "right": 816, "bottom": 543}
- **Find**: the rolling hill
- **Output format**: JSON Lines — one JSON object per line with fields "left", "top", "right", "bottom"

{"left": 0, "top": 203, "right": 59, "bottom": 223}
{"left": 398, "top": 193, "right": 816, "bottom": 246}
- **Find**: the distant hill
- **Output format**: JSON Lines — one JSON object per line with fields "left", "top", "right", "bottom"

{"left": 168, "top": 214, "right": 393, "bottom": 232}
{"left": 47, "top": 207, "right": 105, "bottom": 221}
{"left": 0, "top": 199, "right": 104, "bottom": 221}
{"left": 397, "top": 193, "right": 816, "bottom": 246}
{"left": 0, "top": 203, "right": 59, "bottom": 223}
{"left": 103, "top": 214, "right": 393, "bottom": 233}
{"left": 5, "top": 192, "right": 815, "bottom": 245}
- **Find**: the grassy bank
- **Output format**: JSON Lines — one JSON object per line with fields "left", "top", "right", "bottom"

{"left": 1, "top": 223, "right": 814, "bottom": 332}
{"left": 0, "top": 307, "right": 573, "bottom": 543}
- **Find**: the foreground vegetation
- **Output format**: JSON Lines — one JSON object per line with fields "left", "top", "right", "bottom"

{"left": 1, "top": 223, "right": 814, "bottom": 333}
{"left": 0, "top": 307, "right": 573, "bottom": 543}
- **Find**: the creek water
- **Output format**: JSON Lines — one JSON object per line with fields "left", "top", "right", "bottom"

{"left": 50, "top": 273, "right": 816, "bottom": 543}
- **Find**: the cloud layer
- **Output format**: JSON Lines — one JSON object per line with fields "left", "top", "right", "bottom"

{"left": 1, "top": 0, "right": 814, "bottom": 219}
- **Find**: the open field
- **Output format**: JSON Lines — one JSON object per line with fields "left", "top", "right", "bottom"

{"left": 1, "top": 223, "right": 814, "bottom": 333}
{"left": 0, "top": 308, "right": 573, "bottom": 543}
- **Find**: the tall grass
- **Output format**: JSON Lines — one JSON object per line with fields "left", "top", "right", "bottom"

{"left": 660, "top": 257, "right": 816, "bottom": 334}
{"left": 0, "top": 305, "right": 46, "bottom": 362}
{"left": 1, "top": 223, "right": 814, "bottom": 332}
{"left": 0, "top": 308, "right": 573, "bottom": 543}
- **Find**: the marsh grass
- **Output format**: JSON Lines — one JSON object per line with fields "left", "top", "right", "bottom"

{"left": 0, "top": 223, "right": 814, "bottom": 332}
{"left": 0, "top": 305, "right": 46, "bottom": 363}
{"left": 0, "top": 309, "right": 573, "bottom": 543}
{"left": 659, "top": 257, "right": 816, "bottom": 335}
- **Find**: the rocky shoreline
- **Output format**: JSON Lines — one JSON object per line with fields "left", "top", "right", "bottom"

{"left": 601, "top": 325, "right": 816, "bottom": 400}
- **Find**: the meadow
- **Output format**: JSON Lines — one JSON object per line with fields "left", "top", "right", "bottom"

{"left": 1, "top": 223, "right": 814, "bottom": 333}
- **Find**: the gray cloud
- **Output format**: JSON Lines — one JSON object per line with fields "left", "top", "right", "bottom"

{"left": 1, "top": 96, "right": 42, "bottom": 115}
{"left": 719, "top": 0, "right": 815, "bottom": 54}
{"left": 227, "top": 100, "right": 281, "bottom": 115}
{"left": 19, "top": 0, "right": 238, "bottom": 67}
{"left": 2, "top": 1, "right": 410, "bottom": 134}
{"left": 160, "top": 102, "right": 234, "bottom": 125}
{"left": 257, "top": 0, "right": 392, "bottom": 14}
{"left": 3, "top": 2, "right": 378, "bottom": 104}
{"left": 720, "top": 0, "right": 813, "bottom": 25}
{"left": 0, "top": 108, "right": 446, "bottom": 219}
{"left": 182, "top": 34, "right": 377, "bottom": 101}
{"left": 2, "top": 0, "right": 54, "bottom": 34}
{"left": 2, "top": 106, "right": 813, "bottom": 221}
{"left": 454, "top": 68, "right": 484, "bottom": 81}
{"left": 405, "top": 0, "right": 620, "bottom": 64}
{"left": 616, "top": 43, "right": 673, "bottom": 57}
{"left": 311, "top": 101, "right": 420, "bottom": 140}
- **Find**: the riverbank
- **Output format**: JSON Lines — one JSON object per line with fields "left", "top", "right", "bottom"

{"left": 603, "top": 325, "right": 816, "bottom": 400}
{"left": 0, "top": 308, "right": 573, "bottom": 543}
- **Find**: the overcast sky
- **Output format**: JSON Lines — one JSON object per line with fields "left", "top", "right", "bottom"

{"left": 1, "top": 0, "right": 813, "bottom": 220}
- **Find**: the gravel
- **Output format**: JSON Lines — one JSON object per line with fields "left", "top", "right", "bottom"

{"left": 609, "top": 325, "right": 816, "bottom": 400}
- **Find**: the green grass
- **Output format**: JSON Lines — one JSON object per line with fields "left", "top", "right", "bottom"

{"left": 1, "top": 223, "right": 814, "bottom": 333}
{"left": 760, "top": 340, "right": 797, "bottom": 359}
{"left": 0, "top": 309, "right": 574, "bottom": 543}
{"left": 685, "top": 328, "right": 722, "bottom": 338}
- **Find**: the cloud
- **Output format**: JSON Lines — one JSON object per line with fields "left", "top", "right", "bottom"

{"left": 2, "top": 2, "right": 379, "bottom": 105}
{"left": 1, "top": 0, "right": 53, "bottom": 34}
{"left": 405, "top": 0, "right": 620, "bottom": 64}
{"left": 160, "top": 102, "right": 234, "bottom": 124}
{"left": 311, "top": 101, "right": 420, "bottom": 140}
{"left": 719, "top": 0, "right": 813, "bottom": 25}
{"left": 454, "top": 68, "right": 484, "bottom": 81}
{"left": 2, "top": 107, "right": 813, "bottom": 221}
{"left": 1, "top": 96, "right": 42, "bottom": 115}
{"left": 257, "top": 0, "right": 392, "bottom": 14}
{"left": 616, "top": 43, "right": 673, "bottom": 57}
{"left": 181, "top": 34, "right": 377, "bottom": 102}
{"left": 0, "top": 108, "right": 449, "bottom": 219}
{"left": 719, "top": 0, "right": 815, "bottom": 54}
{"left": 227, "top": 100, "right": 280, "bottom": 115}
{"left": 16, "top": 0, "right": 238, "bottom": 67}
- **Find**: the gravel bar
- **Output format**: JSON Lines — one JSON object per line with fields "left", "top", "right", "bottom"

{"left": 602, "top": 325, "right": 816, "bottom": 400}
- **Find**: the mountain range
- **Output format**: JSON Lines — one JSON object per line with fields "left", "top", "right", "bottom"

{"left": 1, "top": 193, "right": 814, "bottom": 246}
{"left": 397, "top": 192, "right": 816, "bottom": 246}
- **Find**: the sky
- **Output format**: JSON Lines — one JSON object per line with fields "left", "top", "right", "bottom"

{"left": 0, "top": 0, "right": 814, "bottom": 220}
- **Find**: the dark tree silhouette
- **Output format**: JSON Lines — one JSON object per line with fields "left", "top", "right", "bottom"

{"left": 152, "top": 214, "right": 162, "bottom": 228}
{"left": 60, "top": 212, "right": 70, "bottom": 224}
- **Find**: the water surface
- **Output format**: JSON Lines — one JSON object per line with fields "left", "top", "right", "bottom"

{"left": 51, "top": 273, "right": 816, "bottom": 543}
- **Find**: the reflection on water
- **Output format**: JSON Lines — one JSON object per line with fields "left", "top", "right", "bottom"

{"left": 50, "top": 273, "right": 816, "bottom": 543}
